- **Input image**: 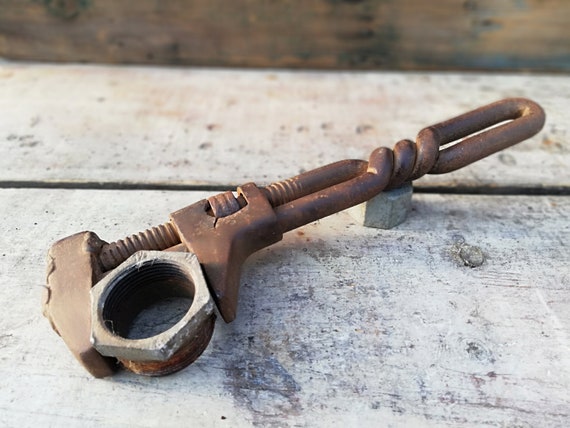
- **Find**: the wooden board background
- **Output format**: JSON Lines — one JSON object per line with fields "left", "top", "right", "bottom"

{"left": 0, "top": 63, "right": 568, "bottom": 426}
{"left": 0, "top": 189, "right": 569, "bottom": 427}
{"left": 0, "top": 63, "right": 568, "bottom": 192}
{"left": 0, "top": 0, "right": 569, "bottom": 71}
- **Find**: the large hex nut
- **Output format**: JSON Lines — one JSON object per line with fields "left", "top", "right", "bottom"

{"left": 90, "top": 251, "right": 215, "bottom": 365}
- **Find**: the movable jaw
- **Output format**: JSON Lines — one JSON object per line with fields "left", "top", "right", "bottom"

{"left": 171, "top": 183, "right": 283, "bottom": 323}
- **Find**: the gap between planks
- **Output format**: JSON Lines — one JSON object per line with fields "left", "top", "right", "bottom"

{"left": 0, "top": 180, "right": 568, "bottom": 196}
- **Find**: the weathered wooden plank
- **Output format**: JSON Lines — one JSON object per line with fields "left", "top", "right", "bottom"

{"left": 0, "top": 0, "right": 568, "bottom": 71}
{"left": 0, "top": 189, "right": 568, "bottom": 426}
{"left": 0, "top": 63, "right": 568, "bottom": 191}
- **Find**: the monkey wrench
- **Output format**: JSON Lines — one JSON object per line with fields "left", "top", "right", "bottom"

{"left": 43, "top": 98, "right": 545, "bottom": 377}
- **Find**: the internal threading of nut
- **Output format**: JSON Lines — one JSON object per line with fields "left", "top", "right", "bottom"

{"left": 99, "top": 222, "right": 180, "bottom": 271}
{"left": 119, "top": 314, "right": 216, "bottom": 376}
{"left": 101, "top": 260, "right": 194, "bottom": 338}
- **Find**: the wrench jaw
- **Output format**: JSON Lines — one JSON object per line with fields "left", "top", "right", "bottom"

{"left": 171, "top": 183, "right": 283, "bottom": 323}
{"left": 44, "top": 232, "right": 117, "bottom": 378}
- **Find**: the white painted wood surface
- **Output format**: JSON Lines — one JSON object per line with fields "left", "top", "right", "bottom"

{"left": 0, "top": 63, "right": 568, "bottom": 190}
{"left": 0, "top": 189, "right": 568, "bottom": 427}
{"left": 0, "top": 63, "right": 568, "bottom": 427}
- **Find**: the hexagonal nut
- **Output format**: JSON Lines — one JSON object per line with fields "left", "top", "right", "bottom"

{"left": 90, "top": 250, "right": 215, "bottom": 363}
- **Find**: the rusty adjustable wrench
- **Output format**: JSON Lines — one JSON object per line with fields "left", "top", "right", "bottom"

{"left": 43, "top": 98, "right": 545, "bottom": 377}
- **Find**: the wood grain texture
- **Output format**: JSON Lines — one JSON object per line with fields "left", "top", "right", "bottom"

{"left": 0, "top": 63, "right": 568, "bottom": 191}
{"left": 0, "top": 0, "right": 568, "bottom": 71}
{"left": 0, "top": 189, "right": 568, "bottom": 426}
{"left": 0, "top": 63, "right": 568, "bottom": 426}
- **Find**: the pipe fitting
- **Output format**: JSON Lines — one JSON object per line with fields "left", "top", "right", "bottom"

{"left": 90, "top": 250, "right": 216, "bottom": 376}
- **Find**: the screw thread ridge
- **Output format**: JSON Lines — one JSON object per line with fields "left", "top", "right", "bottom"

{"left": 99, "top": 222, "right": 180, "bottom": 271}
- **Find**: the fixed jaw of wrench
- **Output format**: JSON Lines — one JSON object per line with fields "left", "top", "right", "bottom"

{"left": 43, "top": 98, "right": 545, "bottom": 377}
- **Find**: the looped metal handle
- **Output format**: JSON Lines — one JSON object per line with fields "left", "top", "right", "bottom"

{"left": 421, "top": 98, "right": 546, "bottom": 174}
{"left": 206, "top": 98, "right": 545, "bottom": 233}
{"left": 249, "top": 98, "right": 546, "bottom": 232}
